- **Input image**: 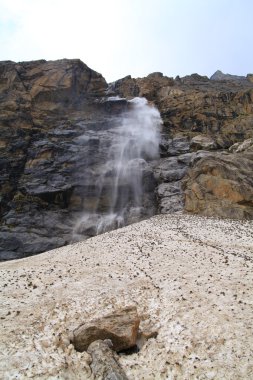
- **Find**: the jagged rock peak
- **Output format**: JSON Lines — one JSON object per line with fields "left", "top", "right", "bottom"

{"left": 210, "top": 69, "right": 246, "bottom": 82}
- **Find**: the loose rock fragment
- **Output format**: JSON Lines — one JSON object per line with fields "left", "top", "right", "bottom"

{"left": 88, "top": 340, "right": 129, "bottom": 380}
{"left": 72, "top": 306, "right": 140, "bottom": 352}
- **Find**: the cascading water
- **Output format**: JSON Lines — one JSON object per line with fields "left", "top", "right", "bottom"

{"left": 73, "top": 97, "right": 162, "bottom": 239}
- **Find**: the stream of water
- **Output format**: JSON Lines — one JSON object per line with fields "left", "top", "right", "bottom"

{"left": 73, "top": 97, "right": 162, "bottom": 239}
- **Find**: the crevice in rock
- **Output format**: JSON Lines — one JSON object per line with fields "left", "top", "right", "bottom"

{"left": 118, "top": 344, "right": 140, "bottom": 355}
{"left": 36, "top": 188, "right": 74, "bottom": 208}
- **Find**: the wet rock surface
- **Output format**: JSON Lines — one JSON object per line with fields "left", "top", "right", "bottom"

{"left": 112, "top": 71, "right": 253, "bottom": 147}
{"left": 110, "top": 72, "right": 253, "bottom": 221}
{"left": 1, "top": 60, "right": 253, "bottom": 259}
{"left": 0, "top": 60, "right": 159, "bottom": 260}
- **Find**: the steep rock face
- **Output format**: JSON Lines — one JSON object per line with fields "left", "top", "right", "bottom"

{"left": 112, "top": 72, "right": 253, "bottom": 220}
{"left": 111, "top": 72, "right": 253, "bottom": 147}
{"left": 0, "top": 59, "right": 109, "bottom": 259}
{"left": 0, "top": 59, "right": 160, "bottom": 260}
{"left": 183, "top": 151, "right": 253, "bottom": 219}
{"left": 0, "top": 59, "right": 107, "bottom": 214}
{"left": 1, "top": 60, "right": 253, "bottom": 260}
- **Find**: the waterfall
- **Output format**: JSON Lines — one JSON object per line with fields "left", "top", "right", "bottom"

{"left": 73, "top": 97, "right": 162, "bottom": 239}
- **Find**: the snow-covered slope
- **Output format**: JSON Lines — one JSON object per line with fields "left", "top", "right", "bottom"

{"left": 1, "top": 213, "right": 253, "bottom": 379}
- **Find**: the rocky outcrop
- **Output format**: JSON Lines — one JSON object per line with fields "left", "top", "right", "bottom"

{"left": 1, "top": 59, "right": 253, "bottom": 259}
{"left": 111, "top": 71, "right": 253, "bottom": 220}
{"left": 190, "top": 135, "right": 217, "bottom": 151}
{"left": 111, "top": 71, "right": 253, "bottom": 148}
{"left": 0, "top": 61, "right": 93, "bottom": 257}
{"left": 229, "top": 137, "right": 253, "bottom": 153}
{"left": 0, "top": 58, "right": 107, "bottom": 211}
{"left": 0, "top": 60, "right": 158, "bottom": 260}
{"left": 183, "top": 150, "right": 253, "bottom": 219}
{"left": 153, "top": 152, "right": 191, "bottom": 214}
{"left": 247, "top": 74, "right": 253, "bottom": 83}
{"left": 210, "top": 70, "right": 248, "bottom": 82}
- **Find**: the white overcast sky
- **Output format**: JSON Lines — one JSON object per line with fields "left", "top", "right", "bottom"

{"left": 0, "top": 0, "right": 252, "bottom": 82}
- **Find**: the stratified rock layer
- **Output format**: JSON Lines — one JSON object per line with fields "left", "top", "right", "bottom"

{"left": 183, "top": 151, "right": 253, "bottom": 219}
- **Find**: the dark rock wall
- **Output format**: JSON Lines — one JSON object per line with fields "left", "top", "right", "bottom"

{"left": 0, "top": 60, "right": 158, "bottom": 260}
{"left": 0, "top": 60, "right": 114, "bottom": 259}
{"left": 1, "top": 59, "right": 253, "bottom": 260}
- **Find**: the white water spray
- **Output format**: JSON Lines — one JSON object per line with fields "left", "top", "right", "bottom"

{"left": 74, "top": 97, "right": 162, "bottom": 238}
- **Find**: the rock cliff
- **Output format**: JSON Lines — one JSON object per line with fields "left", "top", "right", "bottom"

{"left": 110, "top": 71, "right": 253, "bottom": 219}
{"left": 0, "top": 59, "right": 159, "bottom": 260}
{"left": 1, "top": 59, "right": 253, "bottom": 259}
{"left": 110, "top": 71, "right": 253, "bottom": 146}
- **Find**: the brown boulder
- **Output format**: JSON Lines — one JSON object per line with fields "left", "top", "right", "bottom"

{"left": 71, "top": 306, "right": 140, "bottom": 352}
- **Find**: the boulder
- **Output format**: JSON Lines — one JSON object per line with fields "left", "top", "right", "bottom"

{"left": 71, "top": 306, "right": 140, "bottom": 352}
